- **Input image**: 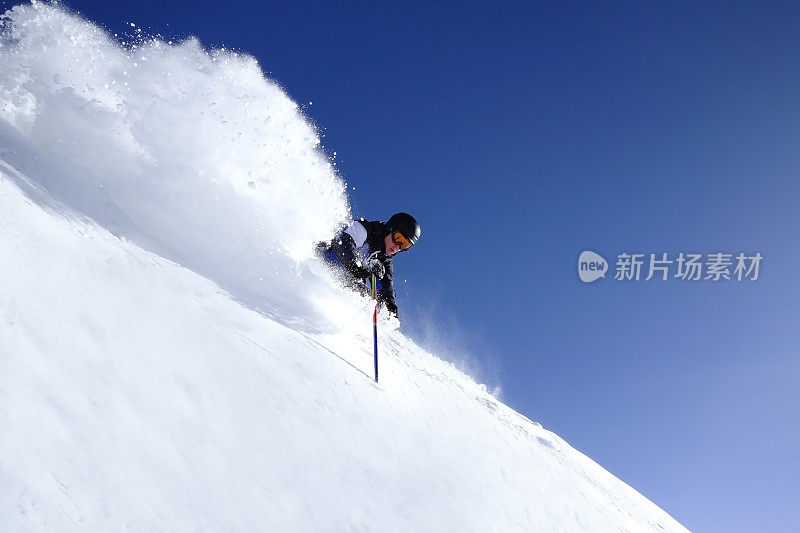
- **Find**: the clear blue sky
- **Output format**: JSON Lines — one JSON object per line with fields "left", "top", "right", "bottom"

{"left": 26, "top": 1, "right": 800, "bottom": 530}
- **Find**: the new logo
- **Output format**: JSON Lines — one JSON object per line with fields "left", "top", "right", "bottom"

{"left": 578, "top": 250, "right": 608, "bottom": 283}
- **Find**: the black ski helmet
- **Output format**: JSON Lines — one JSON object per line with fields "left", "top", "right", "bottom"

{"left": 386, "top": 212, "right": 421, "bottom": 246}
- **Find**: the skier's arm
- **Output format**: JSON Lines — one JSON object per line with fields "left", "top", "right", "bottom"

{"left": 378, "top": 261, "right": 398, "bottom": 317}
{"left": 330, "top": 233, "right": 369, "bottom": 278}
{"left": 331, "top": 221, "right": 370, "bottom": 278}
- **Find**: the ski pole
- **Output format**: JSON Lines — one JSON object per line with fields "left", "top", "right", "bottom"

{"left": 371, "top": 274, "right": 379, "bottom": 382}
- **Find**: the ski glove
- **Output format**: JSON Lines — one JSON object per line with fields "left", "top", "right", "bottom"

{"left": 385, "top": 300, "right": 398, "bottom": 318}
{"left": 363, "top": 254, "right": 385, "bottom": 279}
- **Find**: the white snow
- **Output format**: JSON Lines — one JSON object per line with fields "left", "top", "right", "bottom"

{"left": 0, "top": 3, "right": 688, "bottom": 531}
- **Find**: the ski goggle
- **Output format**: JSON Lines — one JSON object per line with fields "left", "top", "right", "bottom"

{"left": 391, "top": 231, "right": 414, "bottom": 251}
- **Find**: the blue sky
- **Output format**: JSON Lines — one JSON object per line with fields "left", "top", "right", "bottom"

{"left": 23, "top": 1, "right": 800, "bottom": 530}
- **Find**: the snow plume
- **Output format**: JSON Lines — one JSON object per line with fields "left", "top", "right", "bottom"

{"left": 0, "top": 0, "right": 349, "bottom": 324}
{"left": 407, "top": 300, "right": 504, "bottom": 398}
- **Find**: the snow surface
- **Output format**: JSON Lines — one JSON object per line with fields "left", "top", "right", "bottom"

{"left": 1, "top": 3, "right": 688, "bottom": 531}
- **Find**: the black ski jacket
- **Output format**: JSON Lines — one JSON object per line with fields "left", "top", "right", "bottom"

{"left": 322, "top": 219, "right": 398, "bottom": 316}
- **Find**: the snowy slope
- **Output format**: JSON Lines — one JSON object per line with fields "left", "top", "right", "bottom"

{"left": 1, "top": 3, "right": 688, "bottom": 531}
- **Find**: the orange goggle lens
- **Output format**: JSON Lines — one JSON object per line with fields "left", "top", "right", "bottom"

{"left": 392, "top": 231, "right": 413, "bottom": 251}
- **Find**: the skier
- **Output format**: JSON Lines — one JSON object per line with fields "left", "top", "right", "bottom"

{"left": 317, "top": 212, "right": 421, "bottom": 318}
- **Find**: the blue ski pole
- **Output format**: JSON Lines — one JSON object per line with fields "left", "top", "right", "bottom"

{"left": 371, "top": 274, "right": 379, "bottom": 382}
